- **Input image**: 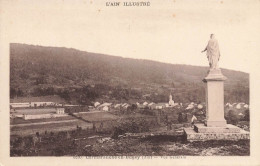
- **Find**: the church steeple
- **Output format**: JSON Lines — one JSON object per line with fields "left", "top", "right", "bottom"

{"left": 169, "top": 93, "right": 174, "bottom": 106}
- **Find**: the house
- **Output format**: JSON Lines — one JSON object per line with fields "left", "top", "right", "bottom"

{"left": 147, "top": 102, "right": 155, "bottom": 109}
{"left": 122, "top": 104, "right": 130, "bottom": 109}
{"left": 186, "top": 103, "right": 194, "bottom": 110}
{"left": 150, "top": 103, "right": 166, "bottom": 110}
{"left": 196, "top": 110, "right": 204, "bottom": 115}
{"left": 97, "top": 103, "right": 112, "bottom": 108}
{"left": 102, "top": 106, "right": 109, "bottom": 111}
{"left": 197, "top": 104, "right": 203, "bottom": 109}
{"left": 94, "top": 102, "right": 101, "bottom": 107}
{"left": 155, "top": 105, "right": 163, "bottom": 109}
{"left": 244, "top": 104, "right": 249, "bottom": 109}
{"left": 114, "top": 104, "right": 121, "bottom": 108}
{"left": 143, "top": 102, "right": 148, "bottom": 106}
{"left": 226, "top": 103, "right": 233, "bottom": 107}
{"left": 121, "top": 103, "right": 128, "bottom": 107}
{"left": 138, "top": 105, "right": 147, "bottom": 109}
{"left": 97, "top": 103, "right": 112, "bottom": 110}
{"left": 56, "top": 108, "right": 65, "bottom": 114}
{"left": 148, "top": 102, "right": 155, "bottom": 106}
{"left": 236, "top": 103, "right": 241, "bottom": 109}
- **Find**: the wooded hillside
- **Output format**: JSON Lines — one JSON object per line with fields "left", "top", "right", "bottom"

{"left": 10, "top": 43, "right": 249, "bottom": 104}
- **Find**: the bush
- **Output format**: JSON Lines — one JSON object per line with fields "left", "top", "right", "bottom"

{"left": 243, "top": 109, "right": 250, "bottom": 121}
{"left": 226, "top": 110, "right": 239, "bottom": 124}
{"left": 178, "top": 113, "right": 183, "bottom": 123}
{"left": 111, "top": 118, "right": 151, "bottom": 138}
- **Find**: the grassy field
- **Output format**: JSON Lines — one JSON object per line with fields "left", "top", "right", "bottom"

{"left": 10, "top": 111, "right": 156, "bottom": 136}
{"left": 11, "top": 111, "right": 118, "bottom": 125}
{"left": 11, "top": 115, "right": 74, "bottom": 124}
{"left": 11, "top": 120, "right": 93, "bottom": 136}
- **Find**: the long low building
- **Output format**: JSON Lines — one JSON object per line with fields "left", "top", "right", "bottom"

{"left": 23, "top": 113, "right": 67, "bottom": 120}
{"left": 10, "top": 102, "right": 57, "bottom": 108}
{"left": 11, "top": 108, "right": 65, "bottom": 120}
{"left": 10, "top": 103, "right": 31, "bottom": 108}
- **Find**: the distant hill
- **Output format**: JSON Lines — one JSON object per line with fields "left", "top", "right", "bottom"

{"left": 10, "top": 43, "right": 249, "bottom": 104}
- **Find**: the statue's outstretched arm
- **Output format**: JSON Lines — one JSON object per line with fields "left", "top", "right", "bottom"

{"left": 201, "top": 46, "right": 207, "bottom": 53}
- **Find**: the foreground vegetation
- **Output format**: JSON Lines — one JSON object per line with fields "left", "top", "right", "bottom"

{"left": 10, "top": 107, "right": 250, "bottom": 156}
{"left": 10, "top": 123, "right": 250, "bottom": 156}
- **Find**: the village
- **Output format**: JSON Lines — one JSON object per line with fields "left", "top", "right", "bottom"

{"left": 10, "top": 93, "right": 250, "bottom": 139}
{"left": 10, "top": 94, "right": 250, "bottom": 156}
{"left": 10, "top": 94, "right": 249, "bottom": 122}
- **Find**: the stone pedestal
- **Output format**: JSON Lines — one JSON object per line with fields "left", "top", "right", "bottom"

{"left": 203, "top": 69, "right": 227, "bottom": 127}
{"left": 194, "top": 123, "right": 240, "bottom": 133}
{"left": 184, "top": 124, "right": 249, "bottom": 141}
{"left": 184, "top": 68, "right": 250, "bottom": 141}
{"left": 184, "top": 124, "right": 250, "bottom": 142}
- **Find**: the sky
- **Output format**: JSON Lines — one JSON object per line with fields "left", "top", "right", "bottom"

{"left": 1, "top": 0, "right": 260, "bottom": 73}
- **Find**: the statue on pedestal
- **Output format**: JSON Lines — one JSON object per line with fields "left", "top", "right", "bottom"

{"left": 202, "top": 34, "right": 221, "bottom": 69}
{"left": 183, "top": 34, "right": 249, "bottom": 141}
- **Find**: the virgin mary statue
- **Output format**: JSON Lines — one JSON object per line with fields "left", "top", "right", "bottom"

{"left": 202, "top": 34, "right": 221, "bottom": 69}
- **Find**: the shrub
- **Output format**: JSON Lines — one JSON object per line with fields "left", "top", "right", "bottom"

{"left": 227, "top": 110, "right": 239, "bottom": 124}
{"left": 243, "top": 109, "right": 250, "bottom": 121}
{"left": 111, "top": 118, "right": 151, "bottom": 138}
{"left": 178, "top": 113, "right": 183, "bottom": 123}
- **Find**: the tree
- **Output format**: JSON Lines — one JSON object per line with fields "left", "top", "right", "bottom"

{"left": 183, "top": 113, "right": 188, "bottom": 122}
{"left": 131, "top": 104, "right": 137, "bottom": 110}
{"left": 58, "top": 90, "right": 71, "bottom": 101}
{"left": 10, "top": 88, "right": 16, "bottom": 99}
{"left": 17, "top": 88, "right": 24, "bottom": 97}
{"left": 178, "top": 113, "right": 183, "bottom": 123}
{"left": 171, "top": 82, "right": 175, "bottom": 88}
{"left": 227, "top": 110, "right": 239, "bottom": 124}
{"left": 243, "top": 109, "right": 250, "bottom": 121}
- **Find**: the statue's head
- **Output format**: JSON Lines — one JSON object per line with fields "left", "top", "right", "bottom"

{"left": 210, "top": 34, "right": 215, "bottom": 39}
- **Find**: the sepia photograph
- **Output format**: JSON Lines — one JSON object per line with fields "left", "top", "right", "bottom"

{"left": 1, "top": 0, "right": 260, "bottom": 165}
{"left": 9, "top": 36, "right": 250, "bottom": 156}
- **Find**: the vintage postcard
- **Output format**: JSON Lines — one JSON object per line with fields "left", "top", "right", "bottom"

{"left": 0, "top": 0, "right": 260, "bottom": 165}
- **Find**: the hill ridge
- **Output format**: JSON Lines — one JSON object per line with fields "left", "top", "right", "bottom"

{"left": 10, "top": 43, "right": 249, "bottom": 104}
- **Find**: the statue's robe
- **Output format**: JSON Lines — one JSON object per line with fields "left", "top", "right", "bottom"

{"left": 206, "top": 38, "right": 220, "bottom": 69}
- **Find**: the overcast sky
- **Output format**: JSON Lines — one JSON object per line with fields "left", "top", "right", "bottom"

{"left": 1, "top": 0, "right": 260, "bottom": 73}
